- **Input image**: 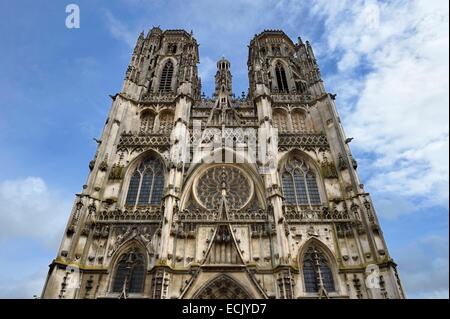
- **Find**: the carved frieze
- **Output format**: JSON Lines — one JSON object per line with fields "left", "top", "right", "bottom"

{"left": 278, "top": 133, "right": 329, "bottom": 151}
{"left": 97, "top": 207, "right": 163, "bottom": 222}
{"left": 107, "top": 225, "right": 159, "bottom": 258}
{"left": 116, "top": 133, "right": 171, "bottom": 154}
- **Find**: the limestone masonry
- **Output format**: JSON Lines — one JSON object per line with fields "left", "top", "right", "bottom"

{"left": 42, "top": 28, "right": 405, "bottom": 299}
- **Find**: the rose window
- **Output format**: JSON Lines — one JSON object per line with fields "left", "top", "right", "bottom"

{"left": 195, "top": 165, "right": 252, "bottom": 210}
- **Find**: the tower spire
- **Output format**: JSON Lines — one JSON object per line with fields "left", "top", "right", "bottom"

{"left": 214, "top": 57, "right": 232, "bottom": 98}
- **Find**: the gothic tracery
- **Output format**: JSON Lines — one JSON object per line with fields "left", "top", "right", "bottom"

{"left": 195, "top": 165, "right": 252, "bottom": 210}
{"left": 125, "top": 156, "right": 165, "bottom": 207}
{"left": 193, "top": 275, "right": 252, "bottom": 299}
{"left": 42, "top": 28, "right": 404, "bottom": 300}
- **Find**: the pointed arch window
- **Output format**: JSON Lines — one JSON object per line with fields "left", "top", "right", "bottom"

{"left": 282, "top": 157, "right": 322, "bottom": 206}
{"left": 275, "top": 62, "right": 289, "bottom": 93}
{"left": 159, "top": 60, "right": 174, "bottom": 92}
{"left": 303, "top": 246, "right": 335, "bottom": 293}
{"left": 112, "top": 249, "right": 146, "bottom": 294}
{"left": 272, "top": 109, "right": 288, "bottom": 133}
{"left": 125, "top": 157, "right": 165, "bottom": 207}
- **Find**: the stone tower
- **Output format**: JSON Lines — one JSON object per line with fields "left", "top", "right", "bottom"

{"left": 41, "top": 29, "right": 405, "bottom": 299}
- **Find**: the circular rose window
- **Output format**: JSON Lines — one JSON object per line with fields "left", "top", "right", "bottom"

{"left": 194, "top": 165, "right": 253, "bottom": 210}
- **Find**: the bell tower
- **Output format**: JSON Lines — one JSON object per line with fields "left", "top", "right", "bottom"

{"left": 215, "top": 57, "right": 232, "bottom": 98}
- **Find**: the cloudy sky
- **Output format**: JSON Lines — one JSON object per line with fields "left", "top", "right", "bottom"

{"left": 0, "top": 0, "right": 448, "bottom": 298}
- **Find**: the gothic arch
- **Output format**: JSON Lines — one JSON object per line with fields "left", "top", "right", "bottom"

{"left": 157, "top": 57, "right": 178, "bottom": 93}
{"left": 297, "top": 238, "right": 339, "bottom": 295}
{"left": 180, "top": 148, "right": 266, "bottom": 211}
{"left": 192, "top": 274, "right": 254, "bottom": 299}
{"left": 297, "top": 238, "right": 337, "bottom": 269}
{"left": 278, "top": 149, "right": 327, "bottom": 206}
{"left": 109, "top": 238, "right": 149, "bottom": 269}
{"left": 290, "top": 107, "right": 314, "bottom": 132}
{"left": 119, "top": 150, "right": 167, "bottom": 207}
{"left": 108, "top": 239, "right": 148, "bottom": 294}
{"left": 271, "top": 59, "right": 292, "bottom": 93}
{"left": 272, "top": 107, "right": 289, "bottom": 133}
{"left": 290, "top": 108, "right": 307, "bottom": 133}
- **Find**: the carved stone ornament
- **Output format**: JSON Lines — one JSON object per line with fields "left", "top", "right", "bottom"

{"left": 338, "top": 153, "right": 348, "bottom": 170}
{"left": 321, "top": 156, "right": 338, "bottom": 179}
{"left": 194, "top": 165, "right": 253, "bottom": 210}
{"left": 108, "top": 163, "right": 125, "bottom": 180}
{"left": 99, "top": 160, "right": 108, "bottom": 172}
{"left": 89, "top": 160, "right": 95, "bottom": 171}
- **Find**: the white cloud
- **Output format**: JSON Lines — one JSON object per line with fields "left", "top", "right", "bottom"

{"left": 396, "top": 234, "right": 449, "bottom": 299}
{"left": 0, "top": 177, "right": 71, "bottom": 248}
{"left": 338, "top": 51, "right": 360, "bottom": 71}
{"left": 103, "top": 10, "right": 137, "bottom": 48}
{"left": 303, "top": 0, "right": 449, "bottom": 212}
{"left": 0, "top": 270, "right": 47, "bottom": 299}
{"left": 198, "top": 56, "right": 217, "bottom": 93}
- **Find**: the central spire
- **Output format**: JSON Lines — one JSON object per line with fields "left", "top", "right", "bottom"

{"left": 214, "top": 57, "right": 232, "bottom": 99}
{"left": 207, "top": 57, "right": 240, "bottom": 126}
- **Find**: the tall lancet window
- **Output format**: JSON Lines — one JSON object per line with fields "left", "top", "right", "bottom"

{"left": 159, "top": 60, "right": 174, "bottom": 92}
{"left": 275, "top": 62, "right": 289, "bottom": 93}
{"left": 281, "top": 157, "right": 322, "bottom": 206}
{"left": 125, "top": 156, "right": 165, "bottom": 207}
{"left": 302, "top": 246, "right": 335, "bottom": 293}
{"left": 112, "top": 249, "right": 146, "bottom": 294}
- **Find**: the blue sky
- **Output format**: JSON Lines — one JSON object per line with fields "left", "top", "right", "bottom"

{"left": 0, "top": 0, "right": 448, "bottom": 298}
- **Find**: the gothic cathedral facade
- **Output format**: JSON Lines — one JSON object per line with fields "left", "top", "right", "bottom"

{"left": 41, "top": 28, "right": 405, "bottom": 299}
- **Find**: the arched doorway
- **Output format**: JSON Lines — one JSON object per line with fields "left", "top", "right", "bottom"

{"left": 193, "top": 275, "right": 253, "bottom": 299}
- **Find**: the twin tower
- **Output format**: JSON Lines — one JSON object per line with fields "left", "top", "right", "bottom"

{"left": 42, "top": 28, "right": 405, "bottom": 299}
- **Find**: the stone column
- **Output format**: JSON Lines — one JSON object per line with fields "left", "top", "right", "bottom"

{"left": 159, "top": 82, "right": 192, "bottom": 261}
{"left": 253, "top": 83, "right": 290, "bottom": 264}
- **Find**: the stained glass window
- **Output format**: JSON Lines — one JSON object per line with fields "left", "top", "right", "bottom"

{"left": 125, "top": 171, "right": 140, "bottom": 205}
{"left": 125, "top": 157, "right": 165, "bottom": 207}
{"left": 282, "top": 172, "right": 296, "bottom": 204}
{"left": 282, "top": 157, "right": 321, "bottom": 206}
{"left": 302, "top": 246, "right": 335, "bottom": 293}
{"left": 137, "top": 171, "right": 153, "bottom": 205}
{"left": 303, "top": 259, "right": 318, "bottom": 292}
{"left": 306, "top": 172, "right": 321, "bottom": 204}
{"left": 128, "top": 262, "right": 145, "bottom": 293}
{"left": 150, "top": 174, "right": 164, "bottom": 205}
{"left": 196, "top": 166, "right": 251, "bottom": 210}
{"left": 112, "top": 250, "right": 145, "bottom": 294}
{"left": 112, "top": 261, "right": 128, "bottom": 293}
{"left": 159, "top": 60, "right": 174, "bottom": 92}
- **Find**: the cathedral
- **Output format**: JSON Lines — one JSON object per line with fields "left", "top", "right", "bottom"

{"left": 41, "top": 28, "right": 405, "bottom": 299}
